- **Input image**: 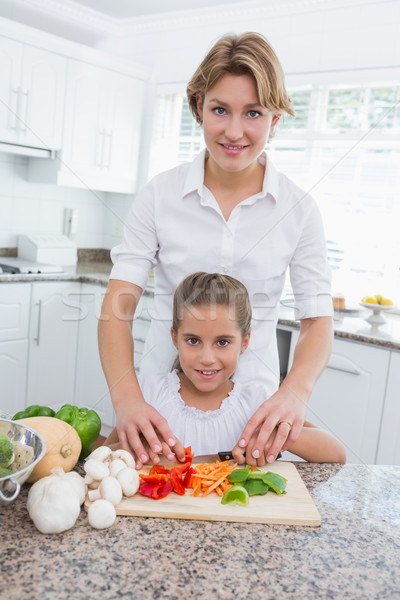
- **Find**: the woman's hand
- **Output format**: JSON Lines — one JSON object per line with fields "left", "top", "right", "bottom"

{"left": 115, "top": 398, "right": 186, "bottom": 468}
{"left": 232, "top": 381, "right": 307, "bottom": 465}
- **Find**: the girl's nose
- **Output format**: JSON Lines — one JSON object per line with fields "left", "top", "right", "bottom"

{"left": 225, "top": 115, "right": 243, "bottom": 142}
{"left": 200, "top": 345, "right": 215, "bottom": 365}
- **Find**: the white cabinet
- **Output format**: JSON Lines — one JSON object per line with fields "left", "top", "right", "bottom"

{"left": 26, "top": 282, "right": 80, "bottom": 410}
{"left": 30, "top": 59, "right": 146, "bottom": 193}
{"left": 74, "top": 284, "right": 114, "bottom": 434}
{"left": 288, "top": 331, "right": 390, "bottom": 464}
{"left": 376, "top": 352, "right": 400, "bottom": 465}
{"left": 0, "top": 36, "right": 66, "bottom": 150}
{"left": 0, "top": 283, "right": 30, "bottom": 416}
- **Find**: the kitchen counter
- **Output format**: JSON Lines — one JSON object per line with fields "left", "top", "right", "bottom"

{"left": 0, "top": 262, "right": 399, "bottom": 350}
{"left": 1, "top": 462, "right": 399, "bottom": 599}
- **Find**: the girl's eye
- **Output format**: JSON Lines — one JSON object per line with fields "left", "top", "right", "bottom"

{"left": 187, "top": 338, "right": 199, "bottom": 345}
{"left": 217, "top": 339, "right": 229, "bottom": 347}
{"left": 248, "top": 110, "right": 261, "bottom": 118}
{"left": 213, "top": 107, "right": 226, "bottom": 116}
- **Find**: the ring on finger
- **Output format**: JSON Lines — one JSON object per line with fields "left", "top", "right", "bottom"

{"left": 278, "top": 420, "right": 293, "bottom": 431}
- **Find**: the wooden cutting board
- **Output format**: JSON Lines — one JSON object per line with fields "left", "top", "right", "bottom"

{"left": 85, "top": 461, "right": 321, "bottom": 527}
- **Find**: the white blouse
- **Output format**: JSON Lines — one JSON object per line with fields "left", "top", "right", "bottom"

{"left": 111, "top": 149, "right": 332, "bottom": 398}
{"left": 139, "top": 370, "right": 267, "bottom": 457}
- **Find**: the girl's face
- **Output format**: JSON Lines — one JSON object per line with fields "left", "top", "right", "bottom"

{"left": 171, "top": 304, "right": 250, "bottom": 395}
{"left": 196, "top": 73, "right": 280, "bottom": 176}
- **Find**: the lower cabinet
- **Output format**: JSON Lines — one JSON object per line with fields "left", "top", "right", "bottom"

{"left": 74, "top": 284, "right": 114, "bottom": 435}
{"left": 288, "top": 331, "right": 390, "bottom": 464}
{"left": 376, "top": 352, "right": 400, "bottom": 465}
{"left": 0, "top": 283, "right": 31, "bottom": 416}
{"left": 26, "top": 281, "right": 81, "bottom": 410}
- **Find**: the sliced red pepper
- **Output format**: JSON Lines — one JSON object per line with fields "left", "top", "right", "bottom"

{"left": 170, "top": 467, "right": 185, "bottom": 495}
{"left": 149, "top": 465, "right": 170, "bottom": 475}
{"left": 183, "top": 466, "right": 195, "bottom": 488}
{"left": 139, "top": 473, "right": 169, "bottom": 483}
{"left": 139, "top": 480, "right": 173, "bottom": 499}
{"left": 184, "top": 446, "right": 193, "bottom": 464}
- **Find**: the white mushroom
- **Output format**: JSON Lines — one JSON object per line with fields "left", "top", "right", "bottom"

{"left": 109, "top": 458, "right": 127, "bottom": 479}
{"left": 111, "top": 449, "right": 135, "bottom": 469}
{"left": 84, "top": 459, "right": 109, "bottom": 481}
{"left": 87, "top": 476, "right": 122, "bottom": 506}
{"left": 86, "top": 446, "right": 112, "bottom": 463}
{"left": 88, "top": 499, "right": 116, "bottom": 529}
{"left": 117, "top": 467, "right": 140, "bottom": 497}
{"left": 87, "top": 479, "right": 101, "bottom": 490}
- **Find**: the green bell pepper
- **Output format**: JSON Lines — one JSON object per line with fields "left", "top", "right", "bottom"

{"left": 54, "top": 404, "right": 101, "bottom": 460}
{"left": 12, "top": 405, "right": 56, "bottom": 420}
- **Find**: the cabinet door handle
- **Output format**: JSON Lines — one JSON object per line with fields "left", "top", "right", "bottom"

{"left": 34, "top": 300, "right": 42, "bottom": 346}
{"left": 96, "top": 129, "right": 105, "bottom": 167}
{"left": 326, "top": 363, "right": 360, "bottom": 376}
{"left": 20, "top": 89, "right": 29, "bottom": 133}
{"left": 104, "top": 131, "right": 113, "bottom": 169}
{"left": 8, "top": 88, "right": 19, "bottom": 130}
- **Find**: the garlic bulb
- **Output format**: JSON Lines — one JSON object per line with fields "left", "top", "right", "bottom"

{"left": 27, "top": 471, "right": 81, "bottom": 534}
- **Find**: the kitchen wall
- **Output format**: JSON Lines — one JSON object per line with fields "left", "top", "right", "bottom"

{"left": 0, "top": 151, "right": 125, "bottom": 250}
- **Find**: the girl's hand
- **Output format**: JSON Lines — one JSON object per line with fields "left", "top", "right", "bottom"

{"left": 115, "top": 398, "right": 186, "bottom": 468}
{"left": 232, "top": 382, "right": 307, "bottom": 465}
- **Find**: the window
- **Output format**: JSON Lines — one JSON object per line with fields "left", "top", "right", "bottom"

{"left": 149, "top": 83, "right": 400, "bottom": 306}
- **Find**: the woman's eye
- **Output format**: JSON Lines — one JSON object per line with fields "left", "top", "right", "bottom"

{"left": 248, "top": 110, "right": 261, "bottom": 118}
{"left": 213, "top": 107, "right": 226, "bottom": 116}
{"left": 187, "top": 338, "right": 199, "bottom": 345}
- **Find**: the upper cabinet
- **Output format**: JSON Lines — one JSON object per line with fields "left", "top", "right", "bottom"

{"left": 0, "top": 36, "right": 66, "bottom": 152}
{"left": 57, "top": 60, "right": 145, "bottom": 193}
{"left": 0, "top": 17, "right": 148, "bottom": 193}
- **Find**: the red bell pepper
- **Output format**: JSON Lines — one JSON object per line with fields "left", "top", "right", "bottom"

{"left": 170, "top": 467, "right": 185, "bottom": 495}
{"left": 139, "top": 480, "right": 173, "bottom": 499}
{"left": 139, "top": 473, "right": 169, "bottom": 483}
{"left": 184, "top": 466, "right": 195, "bottom": 488}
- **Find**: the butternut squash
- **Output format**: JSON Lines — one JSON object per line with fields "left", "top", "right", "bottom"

{"left": 17, "top": 417, "right": 82, "bottom": 483}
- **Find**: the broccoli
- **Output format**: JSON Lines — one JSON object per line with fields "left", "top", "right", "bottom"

{"left": 0, "top": 434, "right": 14, "bottom": 468}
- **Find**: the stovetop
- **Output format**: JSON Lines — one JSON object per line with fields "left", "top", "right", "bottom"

{"left": 0, "top": 257, "right": 64, "bottom": 274}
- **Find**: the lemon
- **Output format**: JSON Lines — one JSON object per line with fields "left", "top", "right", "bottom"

{"left": 362, "top": 296, "right": 377, "bottom": 304}
{"left": 375, "top": 294, "right": 383, "bottom": 304}
{"left": 381, "top": 298, "right": 394, "bottom": 306}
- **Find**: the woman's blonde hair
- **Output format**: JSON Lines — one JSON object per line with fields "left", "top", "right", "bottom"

{"left": 187, "top": 32, "right": 294, "bottom": 125}
{"left": 171, "top": 272, "right": 252, "bottom": 372}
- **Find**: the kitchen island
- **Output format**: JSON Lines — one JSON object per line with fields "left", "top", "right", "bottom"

{"left": 1, "top": 462, "right": 399, "bottom": 599}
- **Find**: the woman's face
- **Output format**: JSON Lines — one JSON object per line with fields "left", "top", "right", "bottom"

{"left": 196, "top": 73, "right": 280, "bottom": 176}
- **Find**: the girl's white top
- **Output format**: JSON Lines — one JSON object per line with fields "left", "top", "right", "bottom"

{"left": 139, "top": 370, "right": 266, "bottom": 456}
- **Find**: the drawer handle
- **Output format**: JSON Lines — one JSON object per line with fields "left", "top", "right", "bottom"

{"left": 326, "top": 363, "right": 360, "bottom": 376}
{"left": 34, "top": 300, "right": 42, "bottom": 346}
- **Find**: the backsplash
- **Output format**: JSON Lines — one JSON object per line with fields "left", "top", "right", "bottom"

{"left": 0, "top": 152, "right": 132, "bottom": 251}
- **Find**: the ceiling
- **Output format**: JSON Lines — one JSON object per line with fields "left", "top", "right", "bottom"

{"left": 57, "top": 0, "right": 250, "bottom": 20}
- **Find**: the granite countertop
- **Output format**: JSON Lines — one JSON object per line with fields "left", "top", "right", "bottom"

{"left": 0, "top": 261, "right": 399, "bottom": 350}
{"left": 1, "top": 463, "right": 399, "bottom": 600}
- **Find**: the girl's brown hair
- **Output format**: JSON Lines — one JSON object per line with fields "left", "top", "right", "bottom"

{"left": 171, "top": 272, "right": 252, "bottom": 372}
{"left": 187, "top": 32, "right": 294, "bottom": 126}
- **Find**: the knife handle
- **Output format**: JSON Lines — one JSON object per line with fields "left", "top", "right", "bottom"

{"left": 218, "top": 451, "right": 283, "bottom": 462}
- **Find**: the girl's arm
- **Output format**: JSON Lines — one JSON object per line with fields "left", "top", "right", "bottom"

{"left": 98, "top": 279, "right": 185, "bottom": 468}
{"left": 284, "top": 421, "right": 346, "bottom": 463}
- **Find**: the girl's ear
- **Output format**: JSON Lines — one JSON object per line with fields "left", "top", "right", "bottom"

{"left": 171, "top": 326, "right": 178, "bottom": 348}
{"left": 240, "top": 332, "right": 251, "bottom": 354}
{"left": 196, "top": 94, "right": 204, "bottom": 121}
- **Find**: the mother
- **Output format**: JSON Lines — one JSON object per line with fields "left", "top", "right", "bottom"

{"left": 98, "top": 32, "right": 333, "bottom": 467}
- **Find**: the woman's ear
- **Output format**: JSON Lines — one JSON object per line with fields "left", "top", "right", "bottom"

{"left": 171, "top": 326, "right": 178, "bottom": 348}
{"left": 240, "top": 332, "right": 251, "bottom": 354}
{"left": 196, "top": 94, "right": 204, "bottom": 121}
{"left": 272, "top": 114, "right": 281, "bottom": 127}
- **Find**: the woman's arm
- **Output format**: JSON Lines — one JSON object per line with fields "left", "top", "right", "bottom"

{"left": 284, "top": 420, "right": 346, "bottom": 463}
{"left": 98, "top": 278, "right": 184, "bottom": 467}
{"left": 232, "top": 315, "right": 333, "bottom": 464}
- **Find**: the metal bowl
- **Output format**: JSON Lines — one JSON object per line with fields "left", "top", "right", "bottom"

{"left": 0, "top": 417, "right": 46, "bottom": 504}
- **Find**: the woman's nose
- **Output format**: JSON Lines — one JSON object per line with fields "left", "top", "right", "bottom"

{"left": 225, "top": 115, "right": 243, "bottom": 141}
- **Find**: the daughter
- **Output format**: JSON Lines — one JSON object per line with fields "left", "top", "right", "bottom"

{"left": 106, "top": 272, "right": 345, "bottom": 468}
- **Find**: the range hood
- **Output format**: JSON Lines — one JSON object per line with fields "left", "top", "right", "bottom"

{"left": 0, "top": 141, "right": 54, "bottom": 159}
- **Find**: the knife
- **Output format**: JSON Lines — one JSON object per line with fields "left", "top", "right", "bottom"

{"left": 193, "top": 450, "right": 282, "bottom": 463}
